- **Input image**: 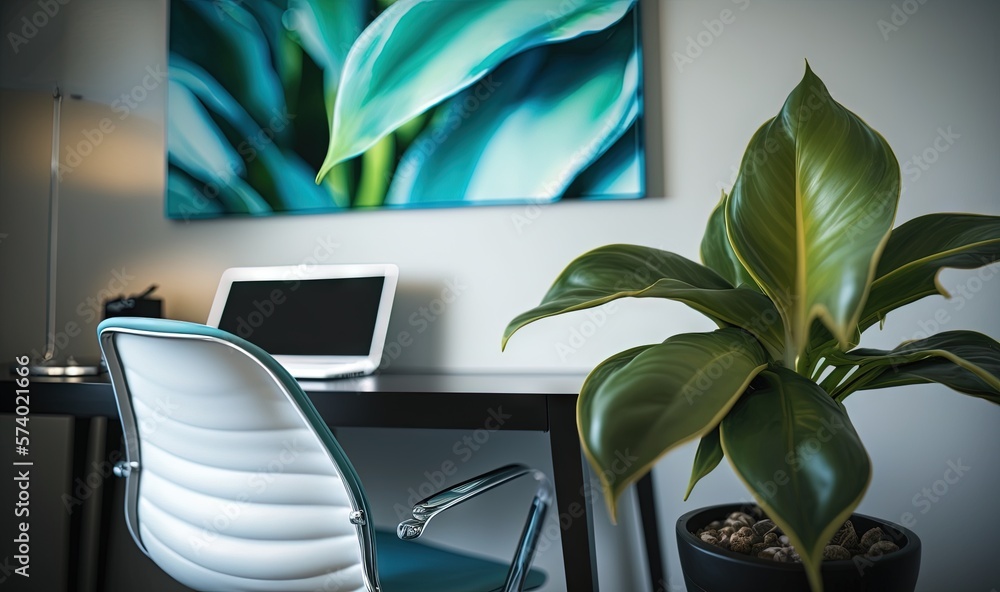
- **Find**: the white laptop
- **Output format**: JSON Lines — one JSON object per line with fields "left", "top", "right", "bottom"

{"left": 207, "top": 264, "right": 398, "bottom": 380}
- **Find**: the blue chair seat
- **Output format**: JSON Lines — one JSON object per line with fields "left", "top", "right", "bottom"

{"left": 375, "top": 529, "right": 545, "bottom": 592}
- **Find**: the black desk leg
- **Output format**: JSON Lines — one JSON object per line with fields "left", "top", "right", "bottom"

{"left": 637, "top": 473, "right": 666, "bottom": 592}
{"left": 547, "top": 395, "right": 598, "bottom": 592}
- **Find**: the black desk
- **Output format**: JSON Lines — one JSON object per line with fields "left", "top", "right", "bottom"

{"left": 2, "top": 372, "right": 665, "bottom": 591}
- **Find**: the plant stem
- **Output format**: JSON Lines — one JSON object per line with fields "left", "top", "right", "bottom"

{"left": 832, "top": 364, "right": 883, "bottom": 402}
{"left": 783, "top": 327, "right": 800, "bottom": 372}
{"left": 782, "top": 328, "right": 815, "bottom": 378}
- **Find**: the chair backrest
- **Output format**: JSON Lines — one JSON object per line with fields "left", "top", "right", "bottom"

{"left": 98, "top": 318, "right": 379, "bottom": 592}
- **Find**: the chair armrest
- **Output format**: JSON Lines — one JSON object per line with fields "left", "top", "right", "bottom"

{"left": 397, "top": 464, "right": 553, "bottom": 592}
{"left": 397, "top": 463, "right": 550, "bottom": 540}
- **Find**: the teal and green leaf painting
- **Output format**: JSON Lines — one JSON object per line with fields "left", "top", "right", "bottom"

{"left": 166, "top": 0, "right": 646, "bottom": 219}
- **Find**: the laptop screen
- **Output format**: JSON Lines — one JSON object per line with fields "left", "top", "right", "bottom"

{"left": 217, "top": 276, "right": 386, "bottom": 356}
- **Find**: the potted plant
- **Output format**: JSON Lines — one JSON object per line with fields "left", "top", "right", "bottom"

{"left": 503, "top": 64, "right": 1000, "bottom": 591}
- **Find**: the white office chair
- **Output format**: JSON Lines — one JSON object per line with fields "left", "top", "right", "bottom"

{"left": 98, "top": 317, "right": 550, "bottom": 592}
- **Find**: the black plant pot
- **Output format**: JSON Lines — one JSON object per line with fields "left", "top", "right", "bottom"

{"left": 676, "top": 504, "right": 921, "bottom": 592}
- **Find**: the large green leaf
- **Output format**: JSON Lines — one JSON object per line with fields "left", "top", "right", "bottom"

{"left": 828, "top": 331, "right": 1000, "bottom": 403}
{"left": 384, "top": 17, "right": 638, "bottom": 204}
{"left": 859, "top": 214, "right": 1000, "bottom": 330}
{"left": 701, "top": 192, "right": 759, "bottom": 291}
{"left": 317, "top": 0, "right": 635, "bottom": 180}
{"left": 721, "top": 367, "right": 871, "bottom": 592}
{"left": 683, "top": 426, "right": 723, "bottom": 501}
{"left": 857, "top": 359, "right": 1000, "bottom": 404}
{"left": 725, "top": 64, "right": 900, "bottom": 364}
{"left": 579, "top": 329, "right": 768, "bottom": 520}
{"left": 502, "top": 245, "right": 785, "bottom": 358}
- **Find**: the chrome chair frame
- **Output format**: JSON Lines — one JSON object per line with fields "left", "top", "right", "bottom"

{"left": 398, "top": 464, "right": 553, "bottom": 592}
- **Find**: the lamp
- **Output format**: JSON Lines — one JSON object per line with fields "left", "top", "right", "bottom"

{"left": 27, "top": 85, "right": 101, "bottom": 376}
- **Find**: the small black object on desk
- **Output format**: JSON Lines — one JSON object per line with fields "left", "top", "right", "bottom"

{"left": 103, "top": 284, "right": 162, "bottom": 319}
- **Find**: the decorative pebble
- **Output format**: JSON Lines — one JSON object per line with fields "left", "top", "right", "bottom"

{"left": 729, "top": 539, "right": 753, "bottom": 554}
{"left": 752, "top": 519, "right": 776, "bottom": 536}
{"left": 823, "top": 545, "right": 851, "bottom": 561}
{"left": 757, "top": 546, "right": 784, "bottom": 560}
{"left": 725, "top": 511, "right": 757, "bottom": 529}
{"left": 692, "top": 507, "right": 901, "bottom": 564}
{"left": 831, "top": 520, "right": 859, "bottom": 549}
{"left": 859, "top": 527, "right": 885, "bottom": 551}
{"left": 729, "top": 528, "right": 755, "bottom": 554}
{"left": 866, "top": 540, "right": 899, "bottom": 557}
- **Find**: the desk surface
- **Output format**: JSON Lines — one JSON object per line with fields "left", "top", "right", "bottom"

{"left": 3, "top": 372, "right": 588, "bottom": 430}
{"left": 300, "top": 372, "right": 586, "bottom": 394}
{"left": 6, "top": 371, "right": 586, "bottom": 391}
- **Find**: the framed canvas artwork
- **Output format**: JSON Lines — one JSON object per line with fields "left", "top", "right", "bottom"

{"left": 166, "top": 0, "right": 647, "bottom": 218}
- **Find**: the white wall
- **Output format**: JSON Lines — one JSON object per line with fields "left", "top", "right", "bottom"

{"left": 1, "top": 0, "right": 998, "bottom": 590}
{"left": 654, "top": 2, "right": 1000, "bottom": 592}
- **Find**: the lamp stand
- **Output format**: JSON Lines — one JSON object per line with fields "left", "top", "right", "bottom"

{"left": 27, "top": 86, "right": 101, "bottom": 376}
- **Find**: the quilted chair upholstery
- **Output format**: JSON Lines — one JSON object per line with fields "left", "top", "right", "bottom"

{"left": 99, "top": 318, "right": 548, "bottom": 592}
